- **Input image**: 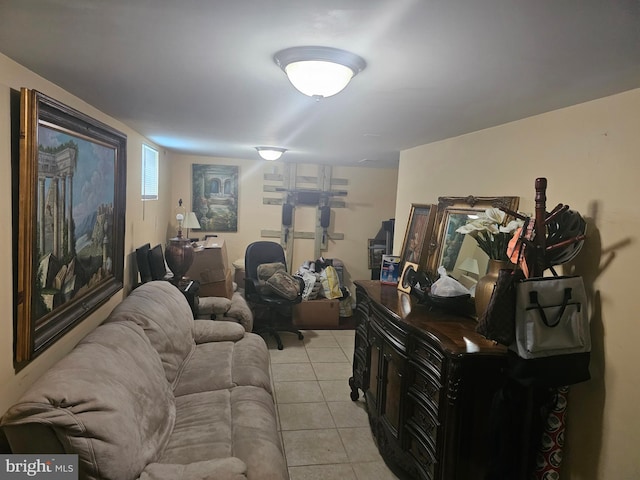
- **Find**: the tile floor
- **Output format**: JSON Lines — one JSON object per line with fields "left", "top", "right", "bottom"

{"left": 264, "top": 329, "right": 400, "bottom": 480}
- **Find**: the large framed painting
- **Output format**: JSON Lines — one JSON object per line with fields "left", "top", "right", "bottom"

{"left": 15, "top": 89, "right": 126, "bottom": 367}
{"left": 192, "top": 164, "right": 238, "bottom": 232}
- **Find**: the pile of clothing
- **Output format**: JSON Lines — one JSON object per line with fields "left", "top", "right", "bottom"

{"left": 296, "top": 257, "right": 352, "bottom": 317}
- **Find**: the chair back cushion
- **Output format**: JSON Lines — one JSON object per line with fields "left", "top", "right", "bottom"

{"left": 244, "top": 241, "right": 287, "bottom": 281}
{"left": 106, "top": 281, "right": 195, "bottom": 386}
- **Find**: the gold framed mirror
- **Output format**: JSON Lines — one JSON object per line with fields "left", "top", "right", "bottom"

{"left": 425, "top": 196, "right": 520, "bottom": 285}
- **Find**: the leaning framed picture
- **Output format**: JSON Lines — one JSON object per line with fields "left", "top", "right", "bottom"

{"left": 15, "top": 89, "right": 126, "bottom": 367}
{"left": 399, "top": 203, "right": 436, "bottom": 270}
{"left": 368, "top": 238, "right": 386, "bottom": 270}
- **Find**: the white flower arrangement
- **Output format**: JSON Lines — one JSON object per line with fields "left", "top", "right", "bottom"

{"left": 455, "top": 208, "right": 524, "bottom": 261}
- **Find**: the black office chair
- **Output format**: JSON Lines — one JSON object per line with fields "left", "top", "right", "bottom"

{"left": 244, "top": 241, "right": 304, "bottom": 350}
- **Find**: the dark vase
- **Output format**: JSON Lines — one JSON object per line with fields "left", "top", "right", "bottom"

{"left": 165, "top": 236, "right": 194, "bottom": 285}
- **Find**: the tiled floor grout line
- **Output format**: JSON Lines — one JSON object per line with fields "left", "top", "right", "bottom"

{"left": 268, "top": 329, "right": 399, "bottom": 480}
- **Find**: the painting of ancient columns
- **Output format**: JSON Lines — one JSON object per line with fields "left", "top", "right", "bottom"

{"left": 192, "top": 164, "right": 238, "bottom": 232}
{"left": 33, "top": 125, "right": 116, "bottom": 324}
{"left": 15, "top": 89, "right": 126, "bottom": 366}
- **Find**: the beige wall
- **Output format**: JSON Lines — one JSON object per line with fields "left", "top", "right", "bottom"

{"left": 3, "top": 45, "right": 637, "bottom": 477}
{"left": 0, "top": 52, "right": 396, "bottom": 418}
{"left": 0, "top": 53, "right": 173, "bottom": 414}
{"left": 394, "top": 88, "right": 640, "bottom": 479}
{"left": 168, "top": 154, "right": 398, "bottom": 289}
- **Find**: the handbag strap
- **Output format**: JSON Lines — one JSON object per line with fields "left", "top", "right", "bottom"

{"left": 529, "top": 287, "right": 572, "bottom": 327}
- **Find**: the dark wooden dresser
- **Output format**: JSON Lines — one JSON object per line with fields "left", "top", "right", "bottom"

{"left": 349, "top": 280, "right": 508, "bottom": 480}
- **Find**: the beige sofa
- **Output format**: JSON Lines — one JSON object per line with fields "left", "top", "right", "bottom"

{"left": 1, "top": 281, "right": 287, "bottom": 480}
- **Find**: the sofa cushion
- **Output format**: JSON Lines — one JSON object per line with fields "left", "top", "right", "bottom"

{"left": 158, "top": 387, "right": 287, "bottom": 480}
{"left": 0, "top": 322, "right": 175, "bottom": 480}
{"left": 140, "top": 458, "right": 247, "bottom": 480}
{"left": 198, "top": 296, "right": 232, "bottom": 315}
{"left": 107, "top": 281, "right": 195, "bottom": 386}
{"left": 173, "top": 333, "right": 271, "bottom": 397}
{"left": 194, "top": 320, "right": 245, "bottom": 343}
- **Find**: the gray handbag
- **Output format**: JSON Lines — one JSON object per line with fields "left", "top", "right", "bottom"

{"left": 513, "top": 275, "right": 590, "bottom": 359}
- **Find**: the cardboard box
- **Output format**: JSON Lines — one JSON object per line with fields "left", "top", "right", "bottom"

{"left": 198, "top": 267, "right": 234, "bottom": 299}
{"left": 293, "top": 298, "right": 340, "bottom": 328}
{"left": 186, "top": 240, "right": 229, "bottom": 283}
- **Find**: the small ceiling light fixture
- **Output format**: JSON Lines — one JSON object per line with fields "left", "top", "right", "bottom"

{"left": 255, "top": 146, "right": 287, "bottom": 161}
{"left": 274, "top": 46, "right": 366, "bottom": 98}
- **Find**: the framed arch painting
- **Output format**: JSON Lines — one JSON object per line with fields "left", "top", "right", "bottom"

{"left": 192, "top": 164, "right": 239, "bottom": 232}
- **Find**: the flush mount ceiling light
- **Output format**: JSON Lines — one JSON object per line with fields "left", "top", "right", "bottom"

{"left": 255, "top": 146, "right": 287, "bottom": 161}
{"left": 274, "top": 46, "right": 366, "bottom": 98}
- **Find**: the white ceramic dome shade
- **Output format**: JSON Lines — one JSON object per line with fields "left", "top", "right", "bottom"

{"left": 285, "top": 60, "right": 355, "bottom": 98}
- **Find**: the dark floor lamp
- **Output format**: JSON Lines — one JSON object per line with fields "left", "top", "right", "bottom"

{"left": 165, "top": 199, "right": 194, "bottom": 286}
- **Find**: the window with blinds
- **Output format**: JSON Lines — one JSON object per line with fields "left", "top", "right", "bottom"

{"left": 142, "top": 144, "right": 159, "bottom": 200}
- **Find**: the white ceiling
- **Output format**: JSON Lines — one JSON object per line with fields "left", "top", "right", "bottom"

{"left": 1, "top": 0, "right": 639, "bottom": 168}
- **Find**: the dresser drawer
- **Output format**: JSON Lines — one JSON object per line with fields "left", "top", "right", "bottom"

{"left": 408, "top": 360, "right": 441, "bottom": 411}
{"left": 356, "top": 322, "right": 367, "bottom": 341}
{"left": 353, "top": 349, "right": 367, "bottom": 373}
{"left": 412, "top": 336, "right": 444, "bottom": 378}
{"left": 406, "top": 424, "right": 437, "bottom": 480}
{"left": 371, "top": 308, "right": 407, "bottom": 352}
{"left": 406, "top": 391, "right": 440, "bottom": 449}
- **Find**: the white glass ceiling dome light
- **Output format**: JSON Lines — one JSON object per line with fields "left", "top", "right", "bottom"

{"left": 255, "top": 147, "right": 287, "bottom": 161}
{"left": 274, "top": 46, "right": 366, "bottom": 98}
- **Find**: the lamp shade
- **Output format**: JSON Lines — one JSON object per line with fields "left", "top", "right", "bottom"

{"left": 274, "top": 46, "right": 366, "bottom": 98}
{"left": 256, "top": 147, "right": 286, "bottom": 161}
{"left": 183, "top": 212, "right": 201, "bottom": 230}
{"left": 458, "top": 257, "right": 480, "bottom": 275}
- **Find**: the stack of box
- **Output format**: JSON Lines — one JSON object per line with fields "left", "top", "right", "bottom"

{"left": 185, "top": 239, "right": 233, "bottom": 299}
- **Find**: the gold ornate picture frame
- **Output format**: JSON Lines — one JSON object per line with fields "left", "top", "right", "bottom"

{"left": 425, "top": 195, "right": 519, "bottom": 279}
{"left": 14, "top": 89, "right": 126, "bottom": 368}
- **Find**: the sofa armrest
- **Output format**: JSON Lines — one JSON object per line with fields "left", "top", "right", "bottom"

{"left": 194, "top": 320, "right": 245, "bottom": 343}
{"left": 225, "top": 293, "right": 254, "bottom": 332}
{"left": 138, "top": 458, "right": 247, "bottom": 480}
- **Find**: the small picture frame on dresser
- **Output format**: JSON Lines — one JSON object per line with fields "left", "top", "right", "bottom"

{"left": 380, "top": 255, "right": 401, "bottom": 285}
